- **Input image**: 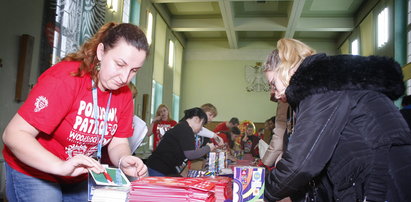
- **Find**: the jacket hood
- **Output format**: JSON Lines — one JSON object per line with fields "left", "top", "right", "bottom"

{"left": 286, "top": 54, "right": 405, "bottom": 108}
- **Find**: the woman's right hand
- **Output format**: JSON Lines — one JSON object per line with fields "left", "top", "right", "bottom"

{"left": 153, "top": 116, "right": 162, "bottom": 122}
{"left": 242, "top": 135, "right": 248, "bottom": 142}
{"left": 207, "top": 142, "right": 216, "bottom": 152}
{"left": 58, "top": 154, "right": 105, "bottom": 177}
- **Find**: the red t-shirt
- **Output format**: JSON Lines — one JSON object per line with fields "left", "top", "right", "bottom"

{"left": 213, "top": 122, "right": 229, "bottom": 133}
{"left": 152, "top": 120, "right": 177, "bottom": 151}
{"left": 2, "top": 61, "right": 134, "bottom": 183}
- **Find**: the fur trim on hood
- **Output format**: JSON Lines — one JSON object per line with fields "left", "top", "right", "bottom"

{"left": 286, "top": 54, "right": 405, "bottom": 108}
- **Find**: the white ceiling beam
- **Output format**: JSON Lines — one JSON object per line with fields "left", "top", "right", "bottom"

{"left": 171, "top": 18, "right": 225, "bottom": 31}
{"left": 234, "top": 17, "right": 288, "bottom": 31}
{"left": 170, "top": 16, "right": 352, "bottom": 32}
{"left": 219, "top": 0, "right": 238, "bottom": 48}
{"left": 152, "top": 0, "right": 218, "bottom": 3}
{"left": 296, "top": 17, "right": 354, "bottom": 31}
{"left": 285, "top": 0, "right": 306, "bottom": 38}
{"left": 152, "top": 3, "right": 172, "bottom": 25}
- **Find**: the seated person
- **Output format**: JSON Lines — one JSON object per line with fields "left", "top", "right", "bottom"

{"left": 146, "top": 107, "right": 216, "bottom": 176}
{"left": 220, "top": 126, "right": 241, "bottom": 162}
{"left": 257, "top": 128, "right": 265, "bottom": 140}
{"left": 213, "top": 117, "right": 240, "bottom": 134}
{"left": 231, "top": 127, "right": 243, "bottom": 158}
{"left": 242, "top": 124, "right": 260, "bottom": 158}
{"left": 228, "top": 126, "right": 241, "bottom": 149}
{"left": 195, "top": 103, "right": 224, "bottom": 148}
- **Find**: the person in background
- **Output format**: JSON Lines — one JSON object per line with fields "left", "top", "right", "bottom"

{"left": 257, "top": 128, "right": 265, "bottom": 139}
{"left": 227, "top": 126, "right": 241, "bottom": 150}
{"left": 400, "top": 95, "right": 411, "bottom": 129}
{"left": 231, "top": 126, "right": 243, "bottom": 157}
{"left": 264, "top": 38, "right": 411, "bottom": 201}
{"left": 195, "top": 103, "right": 224, "bottom": 148}
{"left": 146, "top": 107, "right": 217, "bottom": 176}
{"left": 213, "top": 117, "right": 240, "bottom": 134}
{"left": 146, "top": 104, "right": 177, "bottom": 151}
{"left": 241, "top": 124, "right": 260, "bottom": 158}
{"left": 265, "top": 116, "right": 276, "bottom": 137}
{"left": 2, "top": 22, "right": 149, "bottom": 201}
{"left": 260, "top": 103, "right": 289, "bottom": 168}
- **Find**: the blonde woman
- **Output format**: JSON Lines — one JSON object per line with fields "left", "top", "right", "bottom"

{"left": 264, "top": 38, "right": 411, "bottom": 201}
{"left": 147, "top": 104, "right": 177, "bottom": 151}
{"left": 261, "top": 39, "right": 314, "bottom": 167}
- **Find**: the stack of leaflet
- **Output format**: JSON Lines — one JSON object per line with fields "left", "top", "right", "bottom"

{"left": 129, "top": 177, "right": 217, "bottom": 202}
{"left": 199, "top": 177, "right": 232, "bottom": 202}
{"left": 90, "top": 186, "right": 130, "bottom": 202}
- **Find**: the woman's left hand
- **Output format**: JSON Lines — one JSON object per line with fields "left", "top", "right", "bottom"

{"left": 119, "top": 155, "right": 148, "bottom": 178}
{"left": 213, "top": 135, "right": 225, "bottom": 147}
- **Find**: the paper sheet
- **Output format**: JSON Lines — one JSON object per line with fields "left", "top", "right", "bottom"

{"left": 128, "top": 115, "right": 148, "bottom": 153}
{"left": 258, "top": 139, "right": 269, "bottom": 158}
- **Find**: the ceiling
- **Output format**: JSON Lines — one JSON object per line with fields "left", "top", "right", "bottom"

{"left": 151, "top": 0, "right": 376, "bottom": 48}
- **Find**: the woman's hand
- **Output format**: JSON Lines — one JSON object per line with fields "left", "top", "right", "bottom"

{"left": 58, "top": 154, "right": 104, "bottom": 177}
{"left": 213, "top": 135, "right": 225, "bottom": 147}
{"left": 207, "top": 142, "right": 216, "bottom": 152}
{"left": 119, "top": 155, "right": 148, "bottom": 178}
{"left": 242, "top": 135, "right": 248, "bottom": 142}
{"left": 153, "top": 116, "right": 162, "bottom": 122}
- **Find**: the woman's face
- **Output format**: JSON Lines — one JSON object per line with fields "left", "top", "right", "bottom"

{"left": 158, "top": 107, "right": 169, "bottom": 121}
{"left": 246, "top": 127, "right": 254, "bottom": 136}
{"left": 265, "top": 70, "right": 287, "bottom": 102}
{"left": 205, "top": 111, "right": 214, "bottom": 122}
{"left": 191, "top": 117, "right": 205, "bottom": 133}
{"left": 231, "top": 133, "right": 239, "bottom": 140}
{"left": 96, "top": 39, "right": 146, "bottom": 91}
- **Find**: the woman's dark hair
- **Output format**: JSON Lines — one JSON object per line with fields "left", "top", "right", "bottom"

{"left": 180, "top": 107, "right": 208, "bottom": 125}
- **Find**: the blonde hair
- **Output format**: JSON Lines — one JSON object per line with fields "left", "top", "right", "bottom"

{"left": 276, "top": 38, "right": 315, "bottom": 86}
{"left": 201, "top": 103, "right": 218, "bottom": 117}
{"left": 263, "top": 49, "right": 280, "bottom": 72}
{"left": 156, "top": 104, "right": 172, "bottom": 121}
{"left": 265, "top": 39, "right": 315, "bottom": 87}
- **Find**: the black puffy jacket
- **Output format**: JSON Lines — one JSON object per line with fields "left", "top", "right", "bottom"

{"left": 265, "top": 54, "right": 411, "bottom": 202}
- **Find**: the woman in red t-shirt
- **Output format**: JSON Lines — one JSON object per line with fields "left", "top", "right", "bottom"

{"left": 147, "top": 104, "right": 177, "bottom": 151}
{"left": 2, "top": 22, "right": 149, "bottom": 201}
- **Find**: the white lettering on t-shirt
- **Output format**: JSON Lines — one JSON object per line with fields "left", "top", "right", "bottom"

{"left": 85, "top": 102, "right": 93, "bottom": 117}
{"left": 67, "top": 99, "right": 121, "bottom": 158}
{"left": 78, "top": 100, "right": 87, "bottom": 115}
{"left": 78, "top": 117, "right": 90, "bottom": 132}
{"left": 69, "top": 131, "right": 98, "bottom": 143}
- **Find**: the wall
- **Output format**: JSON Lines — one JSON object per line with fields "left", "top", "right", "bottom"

{"left": 0, "top": 0, "right": 45, "bottom": 197}
{"left": 181, "top": 40, "right": 337, "bottom": 123}
{"left": 0, "top": 0, "right": 45, "bottom": 156}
